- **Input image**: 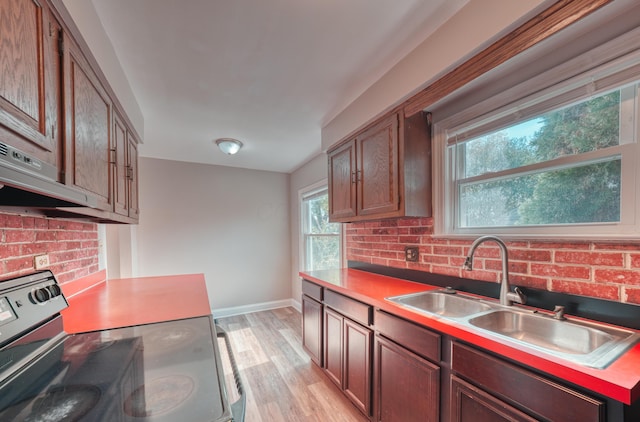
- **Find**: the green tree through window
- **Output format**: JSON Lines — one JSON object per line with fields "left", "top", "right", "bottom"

{"left": 302, "top": 188, "right": 340, "bottom": 270}
{"left": 455, "top": 88, "right": 626, "bottom": 228}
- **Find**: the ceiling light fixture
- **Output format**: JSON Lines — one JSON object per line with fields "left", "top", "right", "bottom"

{"left": 215, "top": 138, "right": 243, "bottom": 155}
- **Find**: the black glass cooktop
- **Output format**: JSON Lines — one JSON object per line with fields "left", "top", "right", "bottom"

{"left": 0, "top": 316, "right": 231, "bottom": 421}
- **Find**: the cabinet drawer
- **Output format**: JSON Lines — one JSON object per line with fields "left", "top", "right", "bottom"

{"left": 374, "top": 310, "right": 440, "bottom": 363}
{"left": 452, "top": 342, "right": 605, "bottom": 422}
{"left": 324, "top": 290, "right": 372, "bottom": 326}
{"left": 302, "top": 279, "right": 323, "bottom": 302}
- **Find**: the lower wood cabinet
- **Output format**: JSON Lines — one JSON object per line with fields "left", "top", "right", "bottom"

{"left": 451, "top": 342, "right": 605, "bottom": 422}
{"left": 324, "top": 307, "right": 343, "bottom": 386}
{"left": 302, "top": 294, "right": 323, "bottom": 366}
{"left": 451, "top": 375, "right": 537, "bottom": 422}
{"left": 299, "top": 280, "right": 640, "bottom": 421}
{"left": 375, "top": 335, "right": 440, "bottom": 422}
{"left": 324, "top": 306, "right": 373, "bottom": 417}
{"left": 344, "top": 317, "right": 373, "bottom": 415}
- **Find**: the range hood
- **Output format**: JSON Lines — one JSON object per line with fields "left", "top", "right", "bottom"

{"left": 0, "top": 142, "right": 97, "bottom": 209}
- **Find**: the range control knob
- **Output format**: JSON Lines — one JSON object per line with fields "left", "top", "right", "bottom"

{"left": 32, "top": 288, "right": 51, "bottom": 304}
{"left": 47, "top": 284, "right": 62, "bottom": 298}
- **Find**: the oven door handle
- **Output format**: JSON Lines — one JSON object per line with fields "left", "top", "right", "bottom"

{"left": 215, "top": 325, "right": 246, "bottom": 422}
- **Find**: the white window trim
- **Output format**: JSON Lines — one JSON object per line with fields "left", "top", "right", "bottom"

{"left": 433, "top": 26, "right": 640, "bottom": 239}
{"left": 298, "top": 179, "right": 343, "bottom": 271}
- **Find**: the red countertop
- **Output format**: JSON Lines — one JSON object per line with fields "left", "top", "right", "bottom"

{"left": 61, "top": 273, "right": 211, "bottom": 334}
{"left": 300, "top": 268, "right": 640, "bottom": 405}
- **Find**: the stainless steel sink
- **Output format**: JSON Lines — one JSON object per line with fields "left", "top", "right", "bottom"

{"left": 386, "top": 289, "right": 640, "bottom": 368}
{"left": 469, "top": 310, "right": 617, "bottom": 354}
{"left": 468, "top": 309, "right": 639, "bottom": 368}
{"left": 386, "top": 290, "right": 492, "bottom": 318}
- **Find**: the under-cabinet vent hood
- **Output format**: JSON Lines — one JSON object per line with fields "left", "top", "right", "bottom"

{"left": 0, "top": 142, "right": 97, "bottom": 209}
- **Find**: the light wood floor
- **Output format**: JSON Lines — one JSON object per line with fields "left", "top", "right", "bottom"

{"left": 216, "top": 307, "right": 368, "bottom": 422}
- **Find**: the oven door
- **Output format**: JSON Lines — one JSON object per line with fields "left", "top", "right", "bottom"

{"left": 0, "top": 316, "right": 245, "bottom": 421}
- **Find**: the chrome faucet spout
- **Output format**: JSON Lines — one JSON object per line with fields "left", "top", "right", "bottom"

{"left": 462, "top": 235, "right": 526, "bottom": 306}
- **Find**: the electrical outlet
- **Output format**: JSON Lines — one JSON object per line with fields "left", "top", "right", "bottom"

{"left": 34, "top": 254, "right": 50, "bottom": 270}
{"left": 405, "top": 246, "right": 419, "bottom": 262}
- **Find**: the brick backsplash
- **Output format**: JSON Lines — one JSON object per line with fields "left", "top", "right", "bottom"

{"left": 0, "top": 212, "right": 100, "bottom": 284}
{"left": 346, "top": 217, "right": 640, "bottom": 305}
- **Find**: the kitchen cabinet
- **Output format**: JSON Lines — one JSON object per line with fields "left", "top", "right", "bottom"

{"left": 112, "top": 113, "right": 139, "bottom": 219}
{"left": 127, "top": 134, "right": 139, "bottom": 219}
{"left": 0, "top": 0, "right": 62, "bottom": 172}
{"left": 327, "top": 110, "right": 431, "bottom": 223}
{"left": 374, "top": 310, "right": 440, "bottom": 422}
{"left": 112, "top": 113, "right": 128, "bottom": 216}
{"left": 451, "top": 341, "right": 605, "bottom": 422}
{"left": 301, "top": 280, "right": 323, "bottom": 366}
{"left": 323, "top": 290, "right": 373, "bottom": 417}
{"left": 63, "top": 31, "right": 112, "bottom": 211}
{"left": 301, "top": 273, "right": 640, "bottom": 421}
{"left": 451, "top": 375, "right": 537, "bottom": 422}
{"left": 0, "top": 0, "right": 140, "bottom": 222}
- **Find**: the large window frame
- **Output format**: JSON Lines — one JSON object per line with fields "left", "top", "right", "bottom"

{"left": 434, "top": 30, "right": 640, "bottom": 239}
{"left": 299, "top": 180, "right": 342, "bottom": 271}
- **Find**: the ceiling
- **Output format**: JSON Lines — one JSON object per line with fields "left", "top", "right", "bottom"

{"left": 90, "top": 0, "right": 464, "bottom": 173}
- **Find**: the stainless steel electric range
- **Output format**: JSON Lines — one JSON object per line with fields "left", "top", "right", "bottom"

{"left": 0, "top": 271, "right": 245, "bottom": 421}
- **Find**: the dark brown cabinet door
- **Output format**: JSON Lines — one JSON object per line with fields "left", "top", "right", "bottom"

{"left": 324, "top": 306, "right": 373, "bottom": 418}
{"left": 328, "top": 140, "right": 357, "bottom": 221}
{"left": 375, "top": 336, "right": 439, "bottom": 422}
{"left": 356, "top": 113, "right": 399, "bottom": 217}
{"left": 112, "top": 113, "right": 128, "bottom": 216}
{"left": 112, "top": 112, "right": 139, "bottom": 220}
{"left": 344, "top": 318, "right": 372, "bottom": 417}
{"left": 451, "top": 376, "right": 537, "bottom": 422}
{"left": 324, "top": 307, "right": 343, "bottom": 387}
{"left": 127, "top": 135, "right": 139, "bottom": 219}
{"left": 302, "top": 294, "right": 323, "bottom": 366}
{"left": 0, "top": 0, "right": 61, "bottom": 169}
{"left": 327, "top": 110, "right": 432, "bottom": 223}
{"left": 63, "top": 33, "right": 111, "bottom": 210}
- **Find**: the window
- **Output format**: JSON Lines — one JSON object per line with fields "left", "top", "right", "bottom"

{"left": 435, "top": 45, "right": 640, "bottom": 238}
{"left": 301, "top": 184, "right": 341, "bottom": 270}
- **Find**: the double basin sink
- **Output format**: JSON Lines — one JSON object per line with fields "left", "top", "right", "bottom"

{"left": 387, "top": 289, "right": 640, "bottom": 368}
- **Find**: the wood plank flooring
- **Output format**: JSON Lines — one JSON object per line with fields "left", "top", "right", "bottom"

{"left": 216, "top": 307, "right": 369, "bottom": 422}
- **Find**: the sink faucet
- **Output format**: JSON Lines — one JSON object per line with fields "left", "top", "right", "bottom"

{"left": 462, "top": 235, "right": 526, "bottom": 306}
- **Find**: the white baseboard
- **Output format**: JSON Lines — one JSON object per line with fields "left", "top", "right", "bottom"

{"left": 212, "top": 298, "right": 300, "bottom": 319}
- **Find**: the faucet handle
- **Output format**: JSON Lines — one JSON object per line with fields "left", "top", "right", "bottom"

{"left": 509, "top": 287, "right": 527, "bottom": 305}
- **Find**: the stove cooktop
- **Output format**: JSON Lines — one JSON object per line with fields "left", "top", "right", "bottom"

{"left": 0, "top": 271, "right": 243, "bottom": 422}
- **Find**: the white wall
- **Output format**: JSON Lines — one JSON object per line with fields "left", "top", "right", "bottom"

{"left": 321, "top": 0, "right": 550, "bottom": 150}
{"left": 136, "top": 157, "right": 291, "bottom": 311}
{"left": 289, "top": 154, "right": 328, "bottom": 307}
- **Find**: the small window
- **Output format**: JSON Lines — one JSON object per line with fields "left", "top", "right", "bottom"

{"left": 301, "top": 185, "right": 341, "bottom": 270}
{"left": 436, "top": 59, "right": 640, "bottom": 237}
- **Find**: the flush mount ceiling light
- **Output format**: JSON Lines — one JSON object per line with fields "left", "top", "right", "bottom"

{"left": 214, "top": 138, "right": 243, "bottom": 155}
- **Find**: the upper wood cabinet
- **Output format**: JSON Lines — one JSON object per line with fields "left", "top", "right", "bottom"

{"left": 63, "top": 32, "right": 112, "bottom": 211}
{"left": 328, "top": 110, "right": 432, "bottom": 223}
{"left": 113, "top": 113, "right": 128, "bottom": 216}
{"left": 127, "top": 133, "right": 139, "bottom": 219}
{"left": 0, "top": 0, "right": 62, "bottom": 173}
{"left": 0, "top": 0, "right": 140, "bottom": 223}
{"left": 112, "top": 113, "right": 140, "bottom": 219}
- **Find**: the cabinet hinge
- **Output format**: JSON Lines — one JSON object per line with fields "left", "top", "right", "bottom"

{"left": 425, "top": 112, "right": 432, "bottom": 128}
{"left": 109, "top": 148, "right": 117, "bottom": 165}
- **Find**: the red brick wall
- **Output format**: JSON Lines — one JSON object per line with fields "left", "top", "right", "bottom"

{"left": 346, "top": 217, "right": 640, "bottom": 305}
{"left": 0, "top": 212, "right": 101, "bottom": 284}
